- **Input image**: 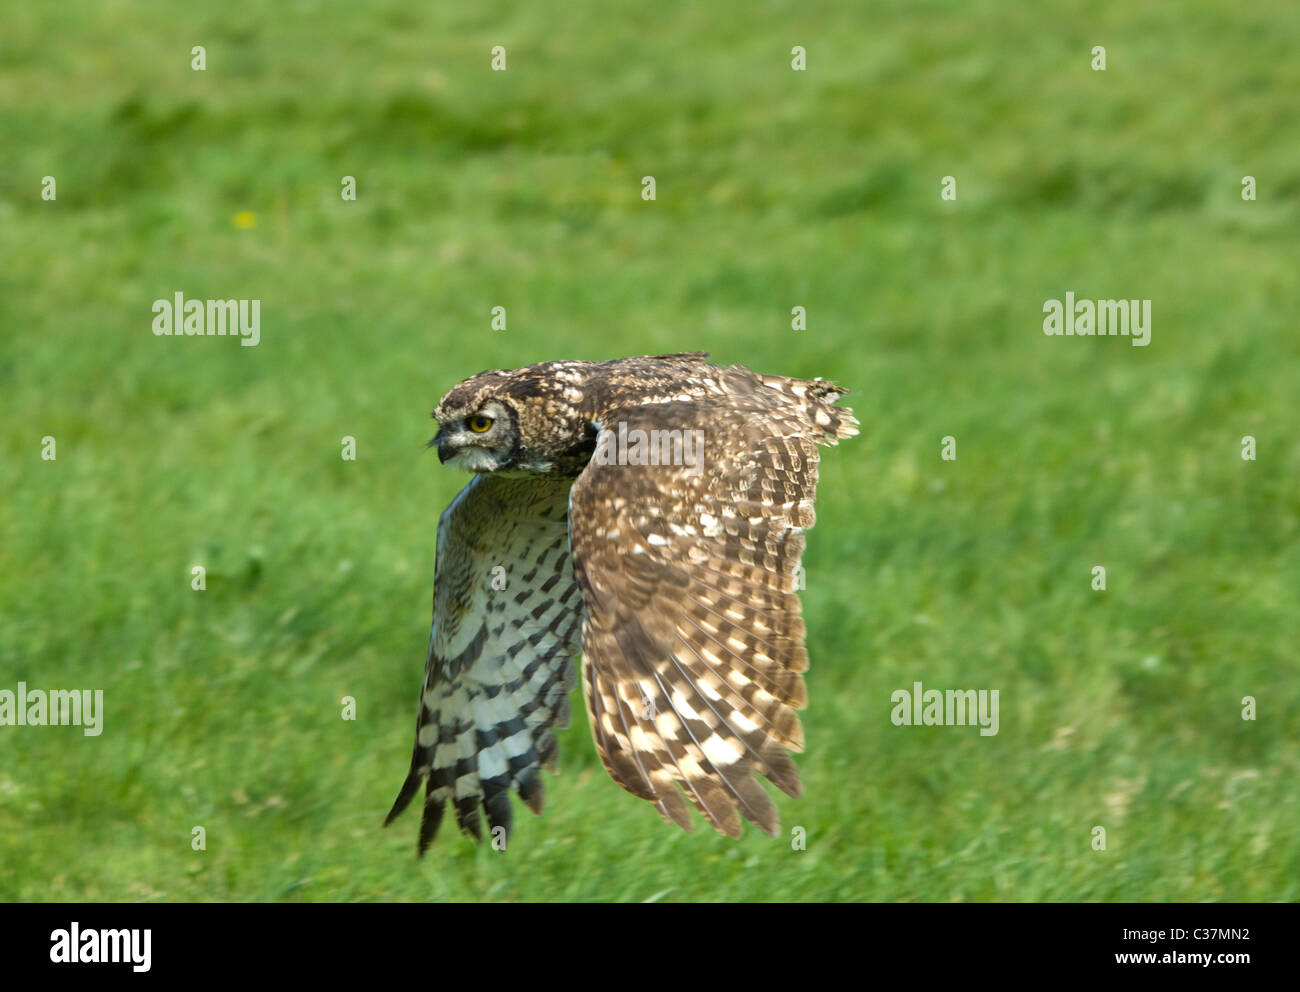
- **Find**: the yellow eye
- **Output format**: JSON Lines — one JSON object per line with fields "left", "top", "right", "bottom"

{"left": 468, "top": 414, "right": 493, "bottom": 433}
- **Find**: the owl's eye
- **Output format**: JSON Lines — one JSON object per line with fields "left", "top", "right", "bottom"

{"left": 467, "top": 414, "right": 494, "bottom": 433}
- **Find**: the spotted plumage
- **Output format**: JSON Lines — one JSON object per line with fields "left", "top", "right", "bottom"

{"left": 385, "top": 352, "right": 856, "bottom": 852}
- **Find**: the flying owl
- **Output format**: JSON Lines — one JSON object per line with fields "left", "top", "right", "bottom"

{"left": 385, "top": 352, "right": 856, "bottom": 852}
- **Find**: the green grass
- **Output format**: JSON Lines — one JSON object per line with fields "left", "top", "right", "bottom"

{"left": 1, "top": 0, "right": 1297, "bottom": 901}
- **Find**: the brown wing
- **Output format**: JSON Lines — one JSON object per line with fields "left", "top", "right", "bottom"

{"left": 567, "top": 372, "right": 857, "bottom": 836}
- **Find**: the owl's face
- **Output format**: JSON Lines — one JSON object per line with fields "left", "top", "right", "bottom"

{"left": 432, "top": 363, "right": 607, "bottom": 476}
{"left": 432, "top": 399, "right": 520, "bottom": 473}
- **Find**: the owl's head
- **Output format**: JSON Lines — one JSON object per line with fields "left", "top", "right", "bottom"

{"left": 431, "top": 393, "right": 523, "bottom": 473}
{"left": 432, "top": 364, "right": 596, "bottom": 475}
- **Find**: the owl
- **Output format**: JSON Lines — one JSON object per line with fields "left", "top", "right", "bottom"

{"left": 385, "top": 352, "right": 856, "bottom": 852}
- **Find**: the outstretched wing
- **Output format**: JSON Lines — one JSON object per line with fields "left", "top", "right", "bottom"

{"left": 385, "top": 473, "right": 583, "bottom": 854}
{"left": 568, "top": 371, "right": 857, "bottom": 837}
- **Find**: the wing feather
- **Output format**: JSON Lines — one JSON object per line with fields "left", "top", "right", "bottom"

{"left": 568, "top": 371, "right": 855, "bottom": 836}
{"left": 385, "top": 473, "right": 582, "bottom": 853}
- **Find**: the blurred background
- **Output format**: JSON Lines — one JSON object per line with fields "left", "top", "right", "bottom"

{"left": 1, "top": 0, "right": 1296, "bottom": 900}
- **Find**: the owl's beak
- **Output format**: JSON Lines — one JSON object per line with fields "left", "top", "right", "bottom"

{"left": 434, "top": 429, "right": 454, "bottom": 464}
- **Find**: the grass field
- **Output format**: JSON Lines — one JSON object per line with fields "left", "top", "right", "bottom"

{"left": 1, "top": 0, "right": 1297, "bottom": 901}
